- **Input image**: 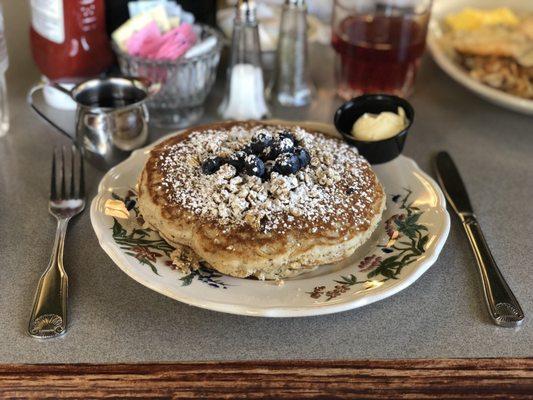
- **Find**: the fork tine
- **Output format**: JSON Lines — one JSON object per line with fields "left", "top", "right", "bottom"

{"left": 60, "top": 146, "right": 66, "bottom": 199}
{"left": 78, "top": 146, "right": 85, "bottom": 199}
{"left": 70, "top": 145, "right": 75, "bottom": 198}
{"left": 50, "top": 149, "right": 57, "bottom": 201}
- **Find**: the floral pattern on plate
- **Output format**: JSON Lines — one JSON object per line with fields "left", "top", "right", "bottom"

{"left": 109, "top": 187, "right": 429, "bottom": 300}
{"left": 110, "top": 190, "right": 231, "bottom": 289}
{"left": 307, "top": 188, "right": 429, "bottom": 301}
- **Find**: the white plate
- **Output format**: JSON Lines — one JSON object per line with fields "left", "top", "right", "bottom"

{"left": 90, "top": 122, "right": 450, "bottom": 317}
{"left": 427, "top": 0, "right": 533, "bottom": 115}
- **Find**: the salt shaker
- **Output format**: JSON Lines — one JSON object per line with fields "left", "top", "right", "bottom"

{"left": 270, "top": 0, "right": 314, "bottom": 107}
{"left": 218, "top": 0, "right": 270, "bottom": 120}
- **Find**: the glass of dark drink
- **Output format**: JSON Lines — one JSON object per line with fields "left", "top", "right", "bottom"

{"left": 331, "top": 0, "right": 432, "bottom": 99}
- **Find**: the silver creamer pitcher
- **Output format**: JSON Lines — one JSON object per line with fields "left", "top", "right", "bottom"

{"left": 28, "top": 76, "right": 160, "bottom": 169}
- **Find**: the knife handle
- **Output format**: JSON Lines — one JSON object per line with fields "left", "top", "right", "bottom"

{"left": 462, "top": 216, "right": 524, "bottom": 327}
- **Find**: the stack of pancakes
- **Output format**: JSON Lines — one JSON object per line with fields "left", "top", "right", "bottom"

{"left": 138, "top": 121, "right": 385, "bottom": 280}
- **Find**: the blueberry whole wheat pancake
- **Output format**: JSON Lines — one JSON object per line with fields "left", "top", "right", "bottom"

{"left": 137, "top": 121, "right": 385, "bottom": 280}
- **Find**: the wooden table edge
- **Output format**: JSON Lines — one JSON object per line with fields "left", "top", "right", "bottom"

{"left": 0, "top": 358, "right": 532, "bottom": 398}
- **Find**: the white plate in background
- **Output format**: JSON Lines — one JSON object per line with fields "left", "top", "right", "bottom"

{"left": 427, "top": 0, "right": 533, "bottom": 115}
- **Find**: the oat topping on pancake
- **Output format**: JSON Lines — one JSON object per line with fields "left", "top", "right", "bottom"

{"left": 150, "top": 122, "right": 379, "bottom": 235}
{"left": 138, "top": 121, "right": 385, "bottom": 280}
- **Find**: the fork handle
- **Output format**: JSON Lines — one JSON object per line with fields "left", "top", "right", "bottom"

{"left": 28, "top": 218, "right": 69, "bottom": 338}
{"left": 462, "top": 215, "right": 524, "bottom": 327}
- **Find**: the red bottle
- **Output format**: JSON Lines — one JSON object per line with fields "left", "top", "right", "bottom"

{"left": 30, "top": 0, "right": 113, "bottom": 81}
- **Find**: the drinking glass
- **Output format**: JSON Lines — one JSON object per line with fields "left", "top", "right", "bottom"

{"left": 331, "top": 0, "right": 432, "bottom": 99}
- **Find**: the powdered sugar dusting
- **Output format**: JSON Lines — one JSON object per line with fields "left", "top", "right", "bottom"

{"left": 152, "top": 124, "right": 379, "bottom": 234}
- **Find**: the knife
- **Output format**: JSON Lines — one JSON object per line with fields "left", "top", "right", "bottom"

{"left": 435, "top": 151, "right": 524, "bottom": 327}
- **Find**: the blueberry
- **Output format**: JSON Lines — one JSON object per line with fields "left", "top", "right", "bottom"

{"left": 264, "top": 138, "right": 295, "bottom": 160}
{"left": 273, "top": 152, "right": 300, "bottom": 175}
{"left": 261, "top": 145, "right": 275, "bottom": 161}
{"left": 250, "top": 130, "right": 273, "bottom": 153}
{"left": 294, "top": 147, "right": 310, "bottom": 168}
{"left": 244, "top": 154, "right": 266, "bottom": 177}
{"left": 242, "top": 144, "right": 255, "bottom": 155}
{"left": 201, "top": 156, "right": 224, "bottom": 175}
{"left": 227, "top": 150, "right": 247, "bottom": 171}
{"left": 278, "top": 129, "right": 296, "bottom": 143}
{"left": 278, "top": 137, "right": 295, "bottom": 153}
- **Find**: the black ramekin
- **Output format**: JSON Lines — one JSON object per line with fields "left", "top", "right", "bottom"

{"left": 333, "top": 94, "right": 415, "bottom": 164}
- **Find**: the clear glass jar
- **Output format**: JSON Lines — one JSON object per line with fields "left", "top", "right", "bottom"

{"left": 113, "top": 24, "right": 223, "bottom": 128}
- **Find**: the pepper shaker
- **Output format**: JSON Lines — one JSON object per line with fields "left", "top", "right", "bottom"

{"left": 270, "top": 0, "right": 314, "bottom": 107}
{"left": 218, "top": 0, "right": 270, "bottom": 120}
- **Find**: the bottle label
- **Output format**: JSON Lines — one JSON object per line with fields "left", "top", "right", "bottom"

{"left": 30, "top": 0, "right": 64, "bottom": 44}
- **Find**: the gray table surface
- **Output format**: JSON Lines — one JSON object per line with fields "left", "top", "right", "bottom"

{"left": 0, "top": 39, "right": 532, "bottom": 363}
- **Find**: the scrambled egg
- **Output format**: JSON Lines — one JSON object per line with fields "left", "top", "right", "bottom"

{"left": 445, "top": 7, "right": 519, "bottom": 31}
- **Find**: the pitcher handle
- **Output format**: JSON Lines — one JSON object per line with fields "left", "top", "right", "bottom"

{"left": 27, "top": 83, "right": 74, "bottom": 140}
{"left": 48, "top": 82, "right": 73, "bottom": 97}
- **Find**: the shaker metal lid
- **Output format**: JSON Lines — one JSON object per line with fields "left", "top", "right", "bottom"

{"left": 236, "top": 0, "right": 257, "bottom": 23}
{"left": 285, "top": 0, "right": 306, "bottom": 6}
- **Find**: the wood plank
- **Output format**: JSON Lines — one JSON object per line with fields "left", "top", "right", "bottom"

{"left": 0, "top": 359, "right": 531, "bottom": 399}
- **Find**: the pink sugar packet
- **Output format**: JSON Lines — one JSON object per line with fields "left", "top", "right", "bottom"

{"left": 154, "top": 24, "right": 197, "bottom": 60}
{"left": 126, "top": 21, "right": 161, "bottom": 56}
{"left": 126, "top": 22, "right": 197, "bottom": 60}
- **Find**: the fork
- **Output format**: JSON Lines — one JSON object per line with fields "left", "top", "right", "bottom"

{"left": 28, "top": 146, "right": 85, "bottom": 339}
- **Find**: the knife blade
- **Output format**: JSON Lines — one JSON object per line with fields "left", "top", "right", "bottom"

{"left": 435, "top": 151, "right": 474, "bottom": 218}
{"left": 434, "top": 151, "right": 524, "bottom": 327}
